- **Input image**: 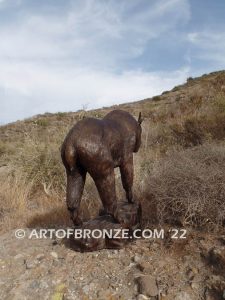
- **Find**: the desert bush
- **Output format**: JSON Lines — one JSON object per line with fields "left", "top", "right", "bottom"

{"left": 14, "top": 137, "right": 65, "bottom": 196}
{"left": 212, "top": 73, "right": 225, "bottom": 91}
{"left": 34, "top": 118, "right": 49, "bottom": 127}
{"left": 0, "top": 173, "right": 32, "bottom": 231}
{"left": 172, "top": 85, "right": 181, "bottom": 92}
{"left": 187, "top": 77, "right": 194, "bottom": 82}
{"left": 141, "top": 143, "right": 225, "bottom": 229}
{"left": 0, "top": 172, "right": 71, "bottom": 232}
{"left": 214, "top": 92, "right": 225, "bottom": 112}
{"left": 0, "top": 141, "right": 16, "bottom": 158}
{"left": 162, "top": 90, "right": 169, "bottom": 95}
{"left": 152, "top": 96, "right": 161, "bottom": 102}
{"left": 56, "top": 112, "right": 67, "bottom": 120}
{"left": 0, "top": 142, "right": 7, "bottom": 157}
{"left": 171, "top": 118, "right": 204, "bottom": 147}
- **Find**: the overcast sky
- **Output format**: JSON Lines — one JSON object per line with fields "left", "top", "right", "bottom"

{"left": 0, "top": 0, "right": 225, "bottom": 124}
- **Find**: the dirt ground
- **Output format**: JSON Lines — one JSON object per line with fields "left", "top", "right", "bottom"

{"left": 0, "top": 228, "right": 224, "bottom": 300}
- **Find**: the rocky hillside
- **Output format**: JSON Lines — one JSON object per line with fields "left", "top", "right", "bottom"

{"left": 0, "top": 70, "right": 225, "bottom": 299}
{"left": 1, "top": 70, "right": 225, "bottom": 230}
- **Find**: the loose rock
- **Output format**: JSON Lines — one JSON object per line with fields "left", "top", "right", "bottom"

{"left": 50, "top": 252, "right": 58, "bottom": 259}
{"left": 137, "top": 275, "right": 158, "bottom": 297}
{"left": 137, "top": 294, "right": 150, "bottom": 300}
{"left": 174, "top": 292, "right": 193, "bottom": 300}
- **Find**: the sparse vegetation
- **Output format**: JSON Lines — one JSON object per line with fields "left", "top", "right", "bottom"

{"left": 187, "top": 76, "right": 193, "bottom": 82}
{"left": 0, "top": 70, "right": 225, "bottom": 232}
{"left": 34, "top": 118, "right": 49, "bottom": 127}
{"left": 152, "top": 95, "right": 161, "bottom": 102}
{"left": 141, "top": 143, "right": 225, "bottom": 229}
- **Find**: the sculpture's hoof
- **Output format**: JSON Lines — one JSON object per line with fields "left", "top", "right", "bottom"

{"left": 71, "top": 216, "right": 83, "bottom": 227}
{"left": 69, "top": 202, "right": 142, "bottom": 252}
{"left": 99, "top": 209, "right": 119, "bottom": 224}
{"left": 68, "top": 215, "right": 126, "bottom": 252}
{"left": 115, "top": 201, "right": 142, "bottom": 229}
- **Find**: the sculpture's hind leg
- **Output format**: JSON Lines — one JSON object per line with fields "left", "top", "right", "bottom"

{"left": 66, "top": 166, "right": 86, "bottom": 226}
{"left": 93, "top": 168, "right": 117, "bottom": 219}
{"left": 120, "top": 155, "right": 134, "bottom": 203}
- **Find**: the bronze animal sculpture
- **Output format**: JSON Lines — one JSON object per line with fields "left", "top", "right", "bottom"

{"left": 61, "top": 109, "right": 143, "bottom": 226}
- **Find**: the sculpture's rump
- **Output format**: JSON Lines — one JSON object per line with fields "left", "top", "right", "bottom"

{"left": 61, "top": 109, "right": 142, "bottom": 227}
{"left": 62, "top": 111, "right": 138, "bottom": 171}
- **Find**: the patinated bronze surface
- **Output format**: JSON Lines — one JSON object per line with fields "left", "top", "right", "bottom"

{"left": 68, "top": 202, "right": 142, "bottom": 252}
{"left": 61, "top": 109, "right": 143, "bottom": 226}
{"left": 68, "top": 215, "right": 126, "bottom": 252}
{"left": 114, "top": 201, "right": 142, "bottom": 230}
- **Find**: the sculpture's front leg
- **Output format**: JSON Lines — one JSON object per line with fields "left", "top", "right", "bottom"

{"left": 120, "top": 155, "right": 134, "bottom": 203}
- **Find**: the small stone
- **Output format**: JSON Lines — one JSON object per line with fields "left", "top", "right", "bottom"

{"left": 29, "top": 280, "right": 40, "bottom": 290}
{"left": 13, "top": 254, "right": 25, "bottom": 265}
{"left": 134, "top": 283, "right": 139, "bottom": 293}
{"left": 160, "top": 294, "right": 169, "bottom": 300}
{"left": 137, "top": 294, "right": 149, "bottom": 300}
{"left": 137, "top": 275, "right": 158, "bottom": 297}
{"left": 133, "top": 255, "right": 141, "bottom": 263}
{"left": 82, "top": 284, "right": 89, "bottom": 294}
{"left": 192, "top": 267, "right": 199, "bottom": 274}
{"left": 40, "top": 281, "right": 49, "bottom": 289}
{"left": 97, "top": 289, "right": 113, "bottom": 299}
{"left": 128, "top": 262, "right": 136, "bottom": 268}
{"left": 210, "top": 246, "right": 225, "bottom": 269}
{"left": 25, "top": 259, "right": 38, "bottom": 269}
{"left": 14, "top": 254, "right": 24, "bottom": 260}
{"left": 175, "top": 292, "right": 193, "bottom": 300}
{"left": 89, "top": 283, "right": 95, "bottom": 290}
{"left": 187, "top": 270, "right": 195, "bottom": 280}
{"left": 138, "top": 261, "right": 152, "bottom": 273}
{"left": 191, "top": 282, "right": 199, "bottom": 290}
{"left": 186, "top": 269, "right": 194, "bottom": 281}
{"left": 36, "top": 254, "right": 45, "bottom": 261}
{"left": 50, "top": 252, "right": 58, "bottom": 259}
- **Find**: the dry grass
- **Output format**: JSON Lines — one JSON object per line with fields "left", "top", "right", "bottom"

{"left": 140, "top": 143, "right": 225, "bottom": 230}
{"left": 0, "top": 171, "right": 71, "bottom": 231}
{"left": 0, "top": 70, "right": 225, "bottom": 232}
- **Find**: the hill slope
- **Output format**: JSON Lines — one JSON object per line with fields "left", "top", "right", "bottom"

{"left": 0, "top": 70, "right": 225, "bottom": 300}
{"left": 0, "top": 70, "right": 225, "bottom": 231}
